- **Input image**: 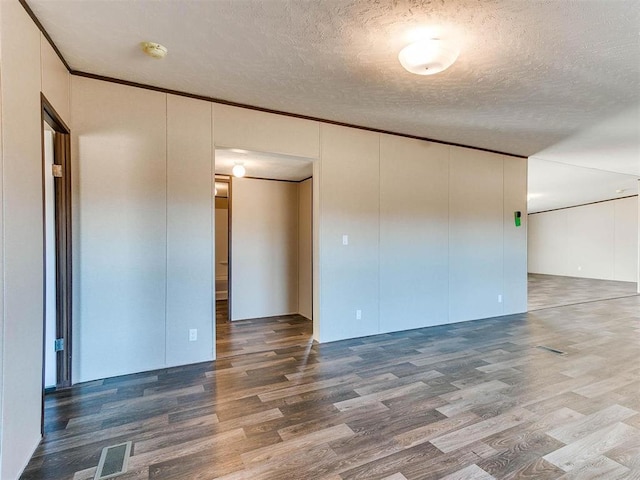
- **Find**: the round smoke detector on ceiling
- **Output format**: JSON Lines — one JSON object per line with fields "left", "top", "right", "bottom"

{"left": 141, "top": 42, "right": 168, "bottom": 59}
{"left": 398, "top": 38, "right": 459, "bottom": 75}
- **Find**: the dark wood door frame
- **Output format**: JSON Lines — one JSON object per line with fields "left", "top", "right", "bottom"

{"left": 215, "top": 175, "right": 232, "bottom": 322}
{"left": 41, "top": 93, "right": 72, "bottom": 402}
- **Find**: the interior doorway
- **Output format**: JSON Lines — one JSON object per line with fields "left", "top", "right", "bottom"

{"left": 213, "top": 148, "right": 314, "bottom": 358}
{"left": 41, "top": 95, "right": 72, "bottom": 395}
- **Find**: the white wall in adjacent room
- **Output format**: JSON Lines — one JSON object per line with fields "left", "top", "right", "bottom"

{"left": 43, "top": 129, "right": 57, "bottom": 388}
{"left": 614, "top": 196, "right": 639, "bottom": 283}
{"left": 231, "top": 177, "right": 300, "bottom": 320}
{"left": 528, "top": 196, "right": 638, "bottom": 282}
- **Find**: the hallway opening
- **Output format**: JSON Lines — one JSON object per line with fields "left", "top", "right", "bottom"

{"left": 213, "top": 148, "right": 314, "bottom": 358}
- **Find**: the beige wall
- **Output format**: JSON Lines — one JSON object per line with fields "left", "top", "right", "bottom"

{"left": 503, "top": 157, "right": 529, "bottom": 314}
{"left": 166, "top": 95, "right": 215, "bottom": 367}
{"left": 449, "top": 148, "right": 504, "bottom": 322}
{"left": 528, "top": 196, "right": 638, "bottom": 282}
{"left": 319, "top": 125, "right": 381, "bottom": 341}
{"left": 0, "top": 2, "right": 70, "bottom": 478}
{"left": 231, "top": 178, "right": 299, "bottom": 320}
{"left": 317, "top": 125, "right": 528, "bottom": 343}
{"left": 40, "top": 36, "right": 70, "bottom": 122}
{"left": 214, "top": 104, "right": 320, "bottom": 158}
{"left": 379, "top": 135, "right": 449, "bottom": 331}
{"left": 298, "top": 178, "right": 313, "bottom": 319}
{"left": 0, "top": 6, "right": 4, "bottom": 469}
{"left": 71, "top": 78, "right": 215, "bottom": 382}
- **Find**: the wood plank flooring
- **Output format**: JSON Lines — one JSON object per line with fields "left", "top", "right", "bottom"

{"left": 528, "top": 273, "right": 637, "bottom": 311}
{"left": 22, "top": 294, "right": 640, "bottom": 479}
{"left": 215, "top": 300, "right": 313, "bottom": 359}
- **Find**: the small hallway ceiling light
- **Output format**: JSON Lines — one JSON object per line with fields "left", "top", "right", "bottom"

{"left": 141, "top": 42, "right": 168, "bottom": 59}
{"left": 398, "top": 38, "right": 459, "bottom": 75}
{"left": 232, "top": 163, "right": 246, "bottom": 178}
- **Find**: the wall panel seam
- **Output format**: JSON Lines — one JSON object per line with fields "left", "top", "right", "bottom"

{"left": 502, "top": 157, "right": 505, "bottom": 316}
{"left": 377, "top": 134, "right": 381, "bottom": 335}
{"left": 447, "top": 146, "right": 451, "bottom": 321}
{"left": 164, "top": 94, "right": 168, "bottom": 367}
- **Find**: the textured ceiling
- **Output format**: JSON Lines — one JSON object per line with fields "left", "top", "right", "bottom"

{"left": 215, "top": 148, "right": 313, "bottom": 181}
{"left": 26, "top": 0, "right": 640, "bottom": 158}
{"left": 532, "top": 105, "right": 640, "bottom": 177}
{"left": 528, "top": 158, "right": 638, "bottom": 213}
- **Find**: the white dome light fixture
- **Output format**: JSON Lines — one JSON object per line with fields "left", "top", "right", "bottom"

{"left": 398, "top": 38, "right": 459, "bottom": 75}
{"left": 141, "top": 42, "right": 168, "bottom": 59}
{"left": 232, "top": 163, "right": 246, "bottom": 178}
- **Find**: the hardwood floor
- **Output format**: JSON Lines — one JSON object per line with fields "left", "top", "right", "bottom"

{"left": 528, "top": 273, "right": 637, "bottom": 311}
{"left": 215, "top": 300, "right": 313, "bottom": 359}
{"left": 22, "top": 295, "right": 640, "bottom": 479}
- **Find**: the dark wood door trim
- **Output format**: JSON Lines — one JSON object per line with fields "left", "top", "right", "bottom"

{"left": 41, "top": 93, "right": 73, "bottom": 411}
{"left": 53, "top": 130, "right": 72, "bottom": 388}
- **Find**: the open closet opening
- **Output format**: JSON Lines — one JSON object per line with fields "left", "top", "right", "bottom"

{"left": 214, "top": 176, "right": 231, "bottom": 324}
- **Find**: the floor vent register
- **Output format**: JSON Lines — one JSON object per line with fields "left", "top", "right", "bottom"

{"left": 94, "top": 441, "right": 132, "bottom": 479}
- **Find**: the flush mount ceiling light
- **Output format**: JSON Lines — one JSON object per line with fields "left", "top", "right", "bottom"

{"left": 232, "top": 163, "right": 246, "bottom": 178}
{"left": 398, "top": 38, "right": 459, "bottom": 75}
{"left": 141, "top": 42, "right": 168, "bottom": 59}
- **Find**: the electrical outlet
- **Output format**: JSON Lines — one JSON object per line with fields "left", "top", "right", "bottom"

{"left": 189, "top": 329, "right": 198, "bottom": 342}
{"left": 342, "top": 234, "right": 349, "bottom": 245}
{"left": 356, "top": 309, "right": 362, "bottom": 320}
{"left": 498, "top": 294, "right": 503, "bottom": 303}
